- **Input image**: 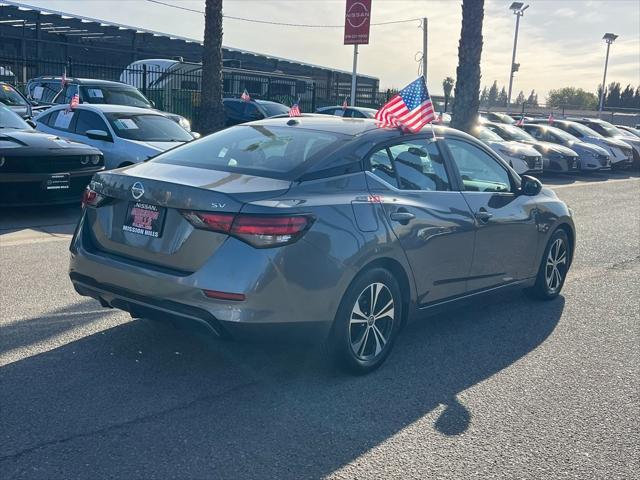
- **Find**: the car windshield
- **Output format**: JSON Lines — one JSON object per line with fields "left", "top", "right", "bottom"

{"left": 81, "top": 85, "right": 152, "bottom": 108}
{"left": 0, "top": 105, "right": 29, "bottom": 129}
{"left": 496, "top": 124, "right": 535, "bottom": 142}
{"left": 567, "top": 122, "right": 603, "bottom": 138}
{"left": 591, "top": 121, "right": 625, "bottom": 137}
{"left": 105, "top": 113, "right": 193, "bottom": 142}
{"left": 0, "top": 83, "right": 28, "bottom": 106}
{"left": 474, "top": 126, "right": 504, "bottom": 142}
{"left": 547, "top": 126, "right": 579, "bottom": 143}
{"left": 258, "top": 102, "right": 290, "bottom": 117}
{"left": 359, "top": 108, "right": 377, "bottom": 118}
{"left": 152, "top": 125, "right": 348, "bottom": 179}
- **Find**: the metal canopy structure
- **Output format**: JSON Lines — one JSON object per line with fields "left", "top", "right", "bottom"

{"left": 0, "top": 1, "right": 378, "bottom": 87}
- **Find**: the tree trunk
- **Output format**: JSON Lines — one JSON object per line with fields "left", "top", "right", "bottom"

{"left": 450, "top": 0, "right": 484, "bottom": 133}
{"left": 197, "top": 0, "right": 225, "bottom": 134}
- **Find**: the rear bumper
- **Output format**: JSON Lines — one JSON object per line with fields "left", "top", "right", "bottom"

{"left": 69, "top": 212, "right": 345, "bottom": 336}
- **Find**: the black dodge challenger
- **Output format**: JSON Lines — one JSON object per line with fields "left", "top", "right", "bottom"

{"left": 0, "top": 105, "right": 103, "bottom": 206}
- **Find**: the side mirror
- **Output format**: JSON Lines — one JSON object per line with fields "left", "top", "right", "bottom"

{"left": 191, "top": 131, "right": 201, "bottom": 139}
{"left": 520, "top": 175, "right": 542, "bottom": 196}
{"left": 149, "top": 100, "right": 156, "bottom": 108}
{"left": 86, "top": 129, "right": 112, "bottom": 142}
{"left": 26, "top": 119, "right": 37, "bottom": 129}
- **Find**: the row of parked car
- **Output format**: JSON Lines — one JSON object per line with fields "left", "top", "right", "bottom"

{"left": 0, "top": 74, "right": 639, "bottom": 207}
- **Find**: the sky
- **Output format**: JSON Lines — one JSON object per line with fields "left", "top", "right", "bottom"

{"left": 13, "top": 0, "right": 640, "bottom": 100}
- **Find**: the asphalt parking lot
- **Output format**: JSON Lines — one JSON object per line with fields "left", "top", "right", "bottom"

{"left": 1, "top": 171, "right": 638, "bottom": 480}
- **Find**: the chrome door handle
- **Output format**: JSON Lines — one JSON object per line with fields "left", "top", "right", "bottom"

{"left": 390, "top": 211, "right": 415, "bottom": 223}
{"left": 474, "top": 210, "right": 493, "bottom": 223}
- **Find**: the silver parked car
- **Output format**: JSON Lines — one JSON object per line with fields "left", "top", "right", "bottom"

{"left": 70, "top": 116, "right": 575, "bottom": 374}
{"left": 34, "top": 104, "right": 194, "bottom": 169}
{"left": 470, "top": 124, "right": 543, "bottom": 175}
{"left": 531, "top": 119, "right": 633, "bottom": 169}
{"left": 569, "top": 118, "right": 640, "bottom": 168}
{"left": 483, "top": 122, "right": 579, "bottom": 173}
{"left": 520, "top": 123, "right": 610, "bottom": 171}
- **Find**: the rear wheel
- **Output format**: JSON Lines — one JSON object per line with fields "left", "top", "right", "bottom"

{"left": 329, "top": 268, "right": 402, "bottom": 374}
{"left": 526, "top": 229, "right": 570, "bottom": 300}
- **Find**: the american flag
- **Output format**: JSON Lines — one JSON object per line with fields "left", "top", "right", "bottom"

{"left": 289, "top": 98, "right": 301, "bottom": 117}
{"left": 548, "top": 113, "right": 555, "bottom": 124}
{"left": 342, "top": 97, "right": 348, "bottom": 110}
{"left": 70, "top": 93, "right": 80, "bottom": 110}
{"left": 516, "top": 115, "right": 525, "bottom": 126}
{"left": 375, "top": 77, "right": 435, "bottom": 132}
{"left": 61, "top": 69, "right": 67, "bottom": 87}
{"left": 240, "top": 89, "right": 251, "bottom": 102}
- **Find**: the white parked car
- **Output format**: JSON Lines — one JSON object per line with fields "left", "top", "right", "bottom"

{"left": 34, "top": 104, "right": 194, "bottom": 170}
{"left": 471, "top": 125, "right": 543, "bottom": 175}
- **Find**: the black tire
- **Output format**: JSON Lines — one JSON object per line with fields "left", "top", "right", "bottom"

{"left": 329, "top": 268, "right": 402, "bottom": 374}
{"left": 526, "top": 229, "right": 571, "bottom": 300}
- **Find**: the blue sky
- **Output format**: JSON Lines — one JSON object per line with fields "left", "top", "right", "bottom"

{"left": 14, "top": 0, "right": 640, "bottom": 99}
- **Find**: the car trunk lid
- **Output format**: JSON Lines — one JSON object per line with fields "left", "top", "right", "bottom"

{"left": 85, "top": 164, "right": 291, "bottom": 272}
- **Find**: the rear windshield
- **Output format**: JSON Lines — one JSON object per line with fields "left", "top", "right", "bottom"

{"left": 80, "top": 85, "right": 152, "bottom": 108}
{"left": 0, "top": 84, "right": 28, "bottom": 106}
{"left": 258, "top": 102, "right": 290, "bottom": 117}
{"left": 152, "top": 125, "right": 347, "bottom": 179}
{"left": 105, "top": 113, "right": 193, "bottom": 142}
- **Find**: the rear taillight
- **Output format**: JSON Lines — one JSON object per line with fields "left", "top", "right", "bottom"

{"left": 81, "top": 187, "right": 104, "bottom": 208}
{"left": 181, "top": 211, "right": 313, "bottom": 248}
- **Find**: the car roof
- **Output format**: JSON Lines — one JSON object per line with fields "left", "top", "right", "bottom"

{"left": 247, "top": 114, "right": 468, "bottom": 140}
{"left": 29, "top": 77, "right": 133, "bottom": 87}
{"left": 317, "top": 105, "right": 377, "bottom": 112}
{"left": 41, "top": 104, "right": 162, "bottom": 115}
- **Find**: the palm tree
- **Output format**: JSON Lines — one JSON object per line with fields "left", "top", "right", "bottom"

{"left": 451, "top": 0, "right": 484, "bottom": 133}
{"left": 198, "top": 0, "right": 225, "bottom": 134}
{"left": 442, "top": 77, "right": 455, "bottom": 112}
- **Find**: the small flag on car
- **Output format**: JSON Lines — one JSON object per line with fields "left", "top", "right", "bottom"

{"left": 70, "top": 93, "right": 80, "bottom": 110}
{"left": 516, "top": 115, "right": 525, "bottom": 126}
{"left": 61, "top": 69, "right": 67, "bottom": 87}
{"left": 342, "top": 97, "right": 349, "bottom": 110}
{"left": 548, "top": 113, "right": 555, "bottom": 124}
{"left": 240, "top": 89, "right": 251, "bottom": 102}
{"left": 375, "top": 76, "right": 435, "bottom": 132}
{"left": 289, "top": 98, "right": 301, "bottom": 117}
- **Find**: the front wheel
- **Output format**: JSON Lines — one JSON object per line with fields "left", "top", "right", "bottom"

{"left": 526, "top": 229, "right": 571, "bottom": 300}
{"left": 329, "top": 268, "right": 402, "bottom": 374}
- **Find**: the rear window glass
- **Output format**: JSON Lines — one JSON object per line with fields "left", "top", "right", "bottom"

{"left": 152, "top": 125, "right": 347, "bottom": 179}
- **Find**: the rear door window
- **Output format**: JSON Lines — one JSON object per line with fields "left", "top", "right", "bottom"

{"left": 50, "top": 109, "right": 76, "bottom": 132}
{"left": 74, "top": 110, "right": 109, "bottom": 136}
{"left": 368, "top": 139, "right": 451, "bottom": 191}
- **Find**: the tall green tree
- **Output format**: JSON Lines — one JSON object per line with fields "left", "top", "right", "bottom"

{"left": 487, "top": 80, "right": 498, "bottom": 107}
{"left": 527, "top": 89, "right": 538, "bottom": 106}
{"left": 497, "top": 86, "right": 508, "bottom": 106}
{"left": 442, "top": 76, "right": 455, "bottom": 112}
{"left": 606, "top": 82, "right": 621, "bottom": 108}
{"left": 451, "top": 0, "right": 484, "bottom": 132}
{"left": 198, "top": 0, "right": 225, "bottom": 134}
{"left": 479, "top": 86, "right": 488, "bottom": 104}
{"left": 620, "top": 84, "right": 635, "bottom": 107}
{"left": 515, "top": 90, "right": 525, "bottom": 105}
{"left": 547, "top": 87, "right": 598, "bottom": 109}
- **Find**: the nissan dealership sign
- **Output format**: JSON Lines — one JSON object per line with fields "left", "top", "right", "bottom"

{"left": 344, "top": 0, "right": 372, "bottom": 45}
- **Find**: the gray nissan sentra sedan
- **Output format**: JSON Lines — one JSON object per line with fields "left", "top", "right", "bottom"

{"left": 70, "top": 115, "right": 575, "bottom": 374}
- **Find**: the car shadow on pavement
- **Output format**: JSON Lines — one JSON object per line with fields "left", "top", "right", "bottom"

{"left": 0, "top": 291, "right": 564, "bottom": 479}
{"left": 542, "top": 169, "right": 639, "bottom": 186}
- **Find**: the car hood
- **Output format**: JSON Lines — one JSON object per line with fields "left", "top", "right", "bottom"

{"left": 490, "top": 140, "right": 540, "bottom": 156}
{"left": 0, "top": 129, "right": 100, "bottom": 154}
{"left": 528, "top": 140, "right": 577, "bottom": 156}
{"left": 589, "top": 136, "right": 630, "bottom": 149}
{"left": 570, "top": 142, "right": 609, "bottom": 156}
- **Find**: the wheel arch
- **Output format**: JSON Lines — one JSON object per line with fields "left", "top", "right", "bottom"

{"left": 353, "top": 257, "right": 414, "bottom": 329}
{"left": 555, "top": 222, "right": 575, "bottom": 266}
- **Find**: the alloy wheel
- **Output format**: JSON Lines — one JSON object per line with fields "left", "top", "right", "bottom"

{"left": 545, "top": 238, "right": 567, "bottom": 293}
{"left": 349, "top": 282, "right": 395, "bottom": 361}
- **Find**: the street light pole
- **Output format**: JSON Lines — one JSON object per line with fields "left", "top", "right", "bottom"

{"left": 598, "top": 33, "right": 618, "bottom": 117}
{"left": 507, "top": 3, "right": 529, "bottom": 113}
